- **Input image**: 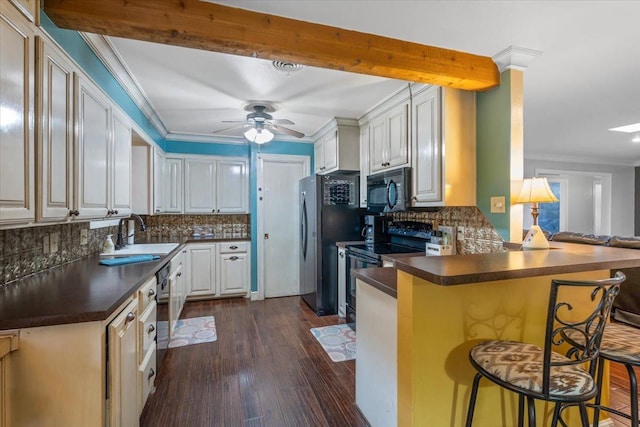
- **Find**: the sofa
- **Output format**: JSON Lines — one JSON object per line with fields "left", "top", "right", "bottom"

{"left": 550, "top": 232, "right": 640, "bottom": 327}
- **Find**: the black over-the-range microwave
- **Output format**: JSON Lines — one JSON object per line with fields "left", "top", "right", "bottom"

{"left": 366, "top": 167, "right": 411, "bottom": 213}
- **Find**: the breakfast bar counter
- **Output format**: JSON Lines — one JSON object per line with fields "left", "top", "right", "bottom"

{"left": 353, "top": 242, "right": 640, "bottom": 427}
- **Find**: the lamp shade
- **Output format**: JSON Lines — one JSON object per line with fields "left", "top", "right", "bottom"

{"left": 244, "top": 127, "right": 274, "bottom": 144}
{"left": 514, "top": 177, "right": 559, "bottom": 204}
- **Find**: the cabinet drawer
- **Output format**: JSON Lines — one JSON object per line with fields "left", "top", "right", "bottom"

{"left": 138, "top": 301, "right": 157, "bottom": 364}
{"left": 219, "top": 241, "right": 247, "bottom": 253}
{"left": 138, "top": 276, "right": 157, "bottom": 313}
{"left": 139, "top": 345, "right": 157, "bottom": 412}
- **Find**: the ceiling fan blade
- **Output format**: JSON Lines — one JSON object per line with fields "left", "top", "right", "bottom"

{"left": 270, "top": 118, "right": 295, "bottom": 125}
{"left": 270, "top": 124, "right": 305, "bottom": 138}
{"left": 221, "top": 120, "right": 249, "bottom": 124}
{"left": 213, "top": 123, "right": 246, "bottom": 134}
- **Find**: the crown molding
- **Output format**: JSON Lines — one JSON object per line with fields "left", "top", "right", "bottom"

{"left": 79, "top": 32, "right": 169, "bottom": 137}
{"left": 165, "top": 132, "right": 313, "bottom": 144}
{"left": 525, "top": 151, "right": 637, "bottom": 167}
{"left": 492, "top": 46, "right": 543, "bottom": 73}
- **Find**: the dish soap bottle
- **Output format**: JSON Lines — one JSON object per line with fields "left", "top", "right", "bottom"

{"left": 103, "top": 234, "right": 115, "bottom": 254}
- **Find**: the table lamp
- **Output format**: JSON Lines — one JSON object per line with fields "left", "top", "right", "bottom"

{"left": 514, "top": 177, "right": 559, "bottom": 249}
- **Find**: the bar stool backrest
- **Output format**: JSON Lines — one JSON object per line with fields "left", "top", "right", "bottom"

{"left": 541, "top": 271, "right": 625, "bottom": 397}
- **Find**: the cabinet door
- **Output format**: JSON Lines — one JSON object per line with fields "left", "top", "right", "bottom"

{"left": 411, "top": 86, "right": 442, "bottom": 204}
{"left": 112, "top": 110, "right": 132, "bottom": 217}
{"left": 187, "top": 244, "right": 217, "bottom": 297}
{"left": 337, "top": 248, "right": 346, "bottom": 317}
{"left": 164, "top": 157, "right": 183, "bottom": 213}
{"left": 168, "top": 263, "right": 183, "bottom": 338}
{"left": 218, "top": 252, "right": 248, "bottom": 295}
{"left": 386, "top": 101, "right": 409, "bottom": 168}
{"left": 368, "top": 116, "right": 386, "bottom": 173}
{"left": 37, "top": 37, "right": 75, "bottom": 221}
{"left": 108, "top": 298, "right": 139, "bottom": 427}
{"left": 216, "top": 159, "right": 247, "bottom": 213}
{"left": 359, "top": 126, "right": 370, "bottom": 207}
{"left": 322, "top": 130, "right": 339, "bottom": 172}
{"left": 75, "top": 75, "right": 111, "bottom": 218}
{"left": 184, "top": 158, "right": 216, "bottom": 213}
{"left": 153, "top": 148, "right": 164, "bottom": 213}
{"left": 314, "top": 139, "right": 324, "bottom": 174}
{"left": 0, "top": 6, "right": 35, "bottom": 224}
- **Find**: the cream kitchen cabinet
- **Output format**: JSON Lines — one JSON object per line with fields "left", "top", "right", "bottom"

{"left": 36, "top": 36, "right": 76, "bottom": 222}
{"left": 0, "top": 2, "right": 35, "bottom": 225}
{"left": 164, "top": 157, "right": 183, "bottom": 213}
{"left": 153, "top": 148, "right": 164, "bottom": 214}
{"left": 359, "top": 126, "right": 370, "bottom": 207}
{"left": 410, "top": 85, "right": 476, "bottom": 207}
{"left": 313, "top": 118, "right": 359, "bottom": 175}
{"left": 108, "top": 298, "right": 139, "bottom": 427}
{"left": 168, "top": 249, "right": 186, "bottom": 338}
{"left": 75, "top": 74, "right": 132, "bottom": 219}
{"left": 185, "top": 241, "right": 249, "bottom": 299}
{"left": 186, "top": 243, "right": 217, "bottom": 298}
{"left": 367, "top": 100, "right": 409, "bottom": 174}
{"left": 184, "top": 156, "right": 248, "bottom": 214}
{"left": 218, "top": 242, "right": 249, "bottom": 296}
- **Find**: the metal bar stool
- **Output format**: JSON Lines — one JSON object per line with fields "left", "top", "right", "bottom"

{"left": 465, "top": 272, "right": 625, "bottom": 427}
{"left": 592, "top": 321, "right": 640, "bottom": 426}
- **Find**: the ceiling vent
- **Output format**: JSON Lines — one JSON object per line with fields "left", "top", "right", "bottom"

{"left": 272, "top": 60, "right": 304, "bottom": 75}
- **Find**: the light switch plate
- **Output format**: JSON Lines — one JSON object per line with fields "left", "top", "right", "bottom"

{"left": 490, "top": 196, "right": 506, "bottom": 213}
{"left": 80, "top": 228, "right": 88, "bottom": 245}
{"left": 50, "top": 232, "right": 60, "bottom": 253}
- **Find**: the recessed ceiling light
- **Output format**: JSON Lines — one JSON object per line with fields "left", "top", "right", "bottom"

{"left": 609, "top": 123, "right": 640, "bottom": 133}
{"left": 632, "top": 135, "right": 640, "bottom": 143}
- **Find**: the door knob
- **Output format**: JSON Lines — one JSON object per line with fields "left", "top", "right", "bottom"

{"left": 264, "top": 233, "right": 269, "bottom": 239}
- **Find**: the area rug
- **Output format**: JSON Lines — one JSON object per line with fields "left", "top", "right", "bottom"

{"left": 156, "top": 316, "right": 217, "bottom": 349}
{"left": 310, "top": 324, "right": 356, "bottom": 362}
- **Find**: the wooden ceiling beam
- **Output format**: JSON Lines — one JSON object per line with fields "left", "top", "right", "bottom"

{"left": 42, "top": 0, "right": 500, "bottom": 91}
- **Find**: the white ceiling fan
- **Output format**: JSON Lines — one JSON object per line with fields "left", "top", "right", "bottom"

{"left": 219, "top": 102, "right": 305, "bottom": 143}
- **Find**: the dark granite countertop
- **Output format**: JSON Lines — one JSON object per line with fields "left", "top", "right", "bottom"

{"left": 395, "top": 242, "right": 640, "bottom": 286}
{"left": 0, "top": 235, "right": 252, "bottom": 330}
{"left": 352, "top": 267, "right": 398, "bottom": 298}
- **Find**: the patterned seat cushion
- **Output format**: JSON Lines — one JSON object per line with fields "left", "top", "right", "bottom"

{"left": 600, "top": 322, "right": 640, "bottom": 364}
{"left": 470, "top": 340, "right": 595, "bottom": 397}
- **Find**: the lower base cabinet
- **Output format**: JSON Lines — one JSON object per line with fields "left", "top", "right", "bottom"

{"left": 186, "top": 241, "right": 250, "bottom": 300}
{"left": 7, "top": 277, "right": 158, "bottom": 426}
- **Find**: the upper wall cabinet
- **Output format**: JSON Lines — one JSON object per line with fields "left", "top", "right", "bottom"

{"left": 75, "top": 75, "right": 132, "bottom": 219}
{"left": 361, "top": 93, "right": 410, "bottom": 174}
{"left": 0, "top": 3, "right": 36, "bottom": 226}
{"left": 164, "top": 157, "right": 183, "bottom": 213}
{"left": 183, "top": 156, "right": 248, "bottom": 214}
{"left": 36, "top": 36, "right": 76, "bottom": 222}
{"left": 410, "top": 85, "right": 476, "bottom": 207}
{"left": 313, "top": 118, "right": 359, "bottom": 175}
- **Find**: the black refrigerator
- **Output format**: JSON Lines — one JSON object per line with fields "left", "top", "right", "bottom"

{"left": 299, "top": 173, "right": 363, "bottom": 316}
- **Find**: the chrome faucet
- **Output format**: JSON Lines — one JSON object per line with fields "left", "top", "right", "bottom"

{"left": 115, "top": 214, "right": 147, "bottom": 250}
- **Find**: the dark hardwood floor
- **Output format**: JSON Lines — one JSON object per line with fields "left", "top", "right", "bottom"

{"left": 141, "top": 297, "right": 369, "bottom": 427}
{"left": 142, "top": 297, "right": 638, "bottom": 427}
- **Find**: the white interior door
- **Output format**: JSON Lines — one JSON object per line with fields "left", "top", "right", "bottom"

{"left": 257, "top": 154, "right": 309, "bottom": 299}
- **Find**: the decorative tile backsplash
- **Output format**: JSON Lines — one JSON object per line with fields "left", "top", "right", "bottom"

{"left": 0, "top": 214, "right": 251, "bottom": 287}
{"left": 392, "top": 207, "right": 506, "bottom": 255}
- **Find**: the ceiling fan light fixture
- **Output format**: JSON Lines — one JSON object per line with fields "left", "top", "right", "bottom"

{"left": 244, "top": 127, "right": 274, "bottom": 144}
{"left": 272, "top": 60, "right": 304, "bottom": 75}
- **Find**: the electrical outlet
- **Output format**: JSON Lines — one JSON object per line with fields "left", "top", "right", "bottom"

{"left": 42, "top": 235, "right": 50, "bottom": 254}
{"left": 50, "top": 232, "right": 60, "bottom": 253}
{"left": 80, "top": 228, "right": 88, "bottom": 245}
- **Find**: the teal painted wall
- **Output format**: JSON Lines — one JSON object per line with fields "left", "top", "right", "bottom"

{"left": 476, "top": 71, "right": 512, "bottom": 240}
{"left": 164, "top": 140, "right": 250, "bottom": 157}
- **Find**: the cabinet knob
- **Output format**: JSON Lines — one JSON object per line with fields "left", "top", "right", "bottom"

{"left": 156, "top": 209, "right": 160, "bottom": 213}
{"left": 125, "top": 312, "right": 135, "bottom": 323}
{"left": 229, "top": 245, "right": 238, "bottom": 250}
{"left": 148, "top": 288, "right": 156, "bottom": 297}
{"left": 148, "top": 368, "right": 155, "bottom": 380}
{"left": 113, "top": 209, "right": 118, "bottom": 215}
{"left": 68, "top": 209, "right": 79, "bottom": 217}
{"left": 339, "top": 252, "right": 344, "bottom": 258}
{"left": 147, "top": 324, "right": 155, "bottom": 334}
{"left": 217, "top": 209, "right": 220, "bottom": 213}
{"left": 212, "top": 209, "right": 215, "bottom": 213}
{"left": 229, "top": 256, "right": 239, "bottom": 261}
{"left": 411, "top": 196, "right": 418, "bottom": 201}
{"left": 177, "top": 272, "right": 182, "bottom": 277}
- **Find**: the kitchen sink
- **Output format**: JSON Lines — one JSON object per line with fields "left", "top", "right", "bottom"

{"left": 100, "top": 243, "right": 179, "bottom": 256}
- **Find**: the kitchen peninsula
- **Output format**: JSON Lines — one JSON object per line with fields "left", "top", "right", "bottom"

{"left": 353, "top": 242, "right": 640, "bottom": 427}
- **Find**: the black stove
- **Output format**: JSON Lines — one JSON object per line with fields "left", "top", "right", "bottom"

{"left": 346, "top": 243, "right": 421, "bottom": 258}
